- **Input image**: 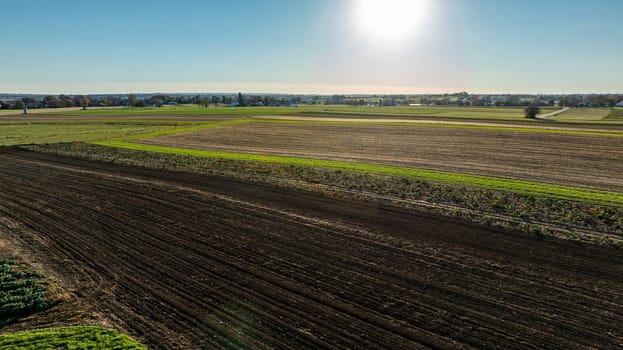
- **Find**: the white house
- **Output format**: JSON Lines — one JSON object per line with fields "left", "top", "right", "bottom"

{"left": 616, "top": 101, "right": 623, "bottom": 107}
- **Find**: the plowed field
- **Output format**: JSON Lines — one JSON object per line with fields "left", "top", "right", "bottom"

{"left": 142, "top": 123, "right": 623, "bottom": 191}
{"left": 1, "top": 148, "right": 622, "bottom": 349}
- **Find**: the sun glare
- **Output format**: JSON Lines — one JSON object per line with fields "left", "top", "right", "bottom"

{"left": 353, "top": 0, "right": 432, "bottom": 43}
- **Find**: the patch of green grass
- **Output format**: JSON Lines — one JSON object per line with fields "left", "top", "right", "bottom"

{"left": 92, "top": 141, "right": 623, "bottom": 206}
{"left": 0, "top": 260, "right": 50, "bottom": 325}
{"left": 551, "top": 108, "right": 611, "bottom": 121}
{"left": 0, "top": 326, "right": 145, "bottom": 350}
{"left": 605, "top": 107, "right": 623, "bottom": 120}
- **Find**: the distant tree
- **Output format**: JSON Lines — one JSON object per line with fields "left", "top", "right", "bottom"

{"left": 128, "top": 94, "right": 138, "bottom": 107}
{"left": 524, "top": 105, "right": 540, "bottom": 119}
{"left": 80, "top": 96, "right": 90, "bottom": 110}
{"left": 199, "top": 97, "right": 210, "bottom": 108}
{"left": 43, "top": 95, "right": 58, "bottom": 108}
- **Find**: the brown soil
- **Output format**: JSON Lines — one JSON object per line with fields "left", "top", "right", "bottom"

{"left": 143, "top": 123, "right": 623, "bottom": 192}
{"left": 1, "top": 148, "right": 622, "bottom": 349}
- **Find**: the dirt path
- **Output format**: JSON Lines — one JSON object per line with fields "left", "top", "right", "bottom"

{"left": 536, "top": 107, "right": 571, "bottom": 120}
{"left": 1, "top": 149, "right": 622, "bottom": 349}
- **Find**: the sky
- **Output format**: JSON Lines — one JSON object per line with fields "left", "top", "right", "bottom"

{"left": 1, "top": 0, "right": 622, "bottom": 94}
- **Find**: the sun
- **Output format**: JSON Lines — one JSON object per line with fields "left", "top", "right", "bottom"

{"left": 352, "top": 0, "right": 432, "bottom": 43}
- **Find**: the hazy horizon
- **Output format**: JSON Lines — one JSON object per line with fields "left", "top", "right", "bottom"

{"left": 2, "top": 0, "right": 622, "bottom": 95}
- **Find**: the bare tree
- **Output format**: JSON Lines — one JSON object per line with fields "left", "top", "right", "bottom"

{"left": 524, "top": 105, "right": 540, "bottom": 119}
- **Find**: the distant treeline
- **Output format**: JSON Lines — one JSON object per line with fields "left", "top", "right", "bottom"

{"left": 1, "top": 92, "right": 621, "bottom": 109}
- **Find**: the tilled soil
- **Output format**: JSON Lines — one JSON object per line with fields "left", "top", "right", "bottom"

{"left": 0, "top": 148, "right": 622, "bottom": 349}
{"left": 143, "top": 123, "right": 623, "bottom": 191}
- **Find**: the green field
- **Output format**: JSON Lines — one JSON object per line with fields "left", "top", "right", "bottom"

{"left": 93, "top": 140, "right": 623, "bottom": 206}
{"left": 606, "top": 107, "right": 623, "bottom": 120}
{"left": 0, "top": 120, "right": 207, "bottom": 146}
{"left": 37, "top": 104, "right": 623, "bottom": 125}
{"left": 0, "top": 327, "right": 145, "bottom": 350}
{"left": 40, "top": 104, "right": 560, "bottom": 120}
{"left": 551, "top": 108, "right": 611, "bottom": 121}
{"left": 5, "top": 115, "right": 621, "bottom": 148}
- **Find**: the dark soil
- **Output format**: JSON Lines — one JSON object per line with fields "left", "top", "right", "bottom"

{"left": 1, "top": 148, "right": 622, "bottom": 349}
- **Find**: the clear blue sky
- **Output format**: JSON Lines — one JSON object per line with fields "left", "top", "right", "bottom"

{"left": 1, "top": 0, "right": 621, "bottom": 94}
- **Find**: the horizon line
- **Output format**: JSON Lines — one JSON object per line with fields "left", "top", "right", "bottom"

{"left": 1, "top": 82, "right": 621, "bottom": 96}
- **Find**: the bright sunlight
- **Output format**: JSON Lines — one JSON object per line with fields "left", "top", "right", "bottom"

{"left": 352, "top": 0, "right": 433, "bottom": 43}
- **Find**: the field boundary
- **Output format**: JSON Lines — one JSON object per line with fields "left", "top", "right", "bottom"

{"left": 92, "top": 140, "right": 623, "bottom": 206}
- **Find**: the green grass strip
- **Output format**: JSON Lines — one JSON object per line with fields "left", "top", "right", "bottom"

{"left": 0, "top": 326, "right": 145, "bottom": 349}
{"left": 92, "top": 141, "right": 623, "bottom": 206}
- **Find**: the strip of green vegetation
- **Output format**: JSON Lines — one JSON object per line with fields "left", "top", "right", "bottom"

{"left": 0, "top": 260, "right": 49, "bottom": 325}
{"left": 93, "top": 141, "right": 623, "bottom": 206}
{"left": 0, "top": 326, "right": 145, "bottom": 350}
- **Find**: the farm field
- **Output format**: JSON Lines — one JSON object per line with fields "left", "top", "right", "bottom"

{"left": 551, "top": 108, "right": 612, "bottom": 121}
{"left": 0, "top": 121, "right": 189, "bottom": 146}
{"left": 140, "top": 121, "right": 623, "bottom": 192}
{"left": 0, "top": 107, "right": 85, "bottom": 116}
{"left": 1, "top": 148, "right": 622, "bottom": 349}
{"left": 606, "top": 107, "right": 623, "bottom": 120}
{"left": 6, "top": 103, "right": 616, "bottom": 125}
{"left": 37, "top": 104, "right": 567, "bottom": 122}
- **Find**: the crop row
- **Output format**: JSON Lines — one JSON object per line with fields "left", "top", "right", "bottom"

{"left": 0, "top": 259, "right": 49, "bottom": 324}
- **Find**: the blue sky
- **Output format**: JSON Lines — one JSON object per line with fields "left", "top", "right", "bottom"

{"left": 1, "top": 0, "right": 621, "bottom": 94}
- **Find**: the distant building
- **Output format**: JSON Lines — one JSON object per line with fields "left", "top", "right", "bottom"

{"left": 617, "top": 101, "right": 623, "bottom": 107}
